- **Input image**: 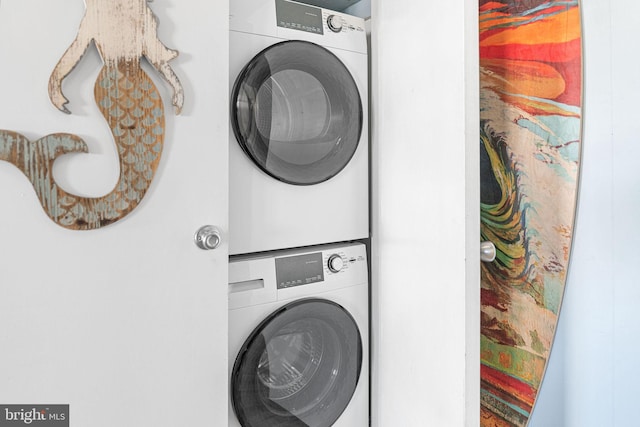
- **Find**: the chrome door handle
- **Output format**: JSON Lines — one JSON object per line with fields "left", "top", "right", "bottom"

{"left": 195, "top": 225, "right": 222, "bottom": 250}
{"left": 480, "top": 241, "right": 496, "bottom": 263}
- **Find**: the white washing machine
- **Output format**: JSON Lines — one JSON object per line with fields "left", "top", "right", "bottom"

{"left": 228, "top": 242, "right": 369, "bottom": 427}
{"left": 229, "top": 0, "right": 369, "bottom": 255}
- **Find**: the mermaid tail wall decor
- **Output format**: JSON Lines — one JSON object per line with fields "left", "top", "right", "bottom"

{"left": 0, "top": 0, "right": 183, "bottom": 230}
{"left": 479, "top": 1, "right": 583, "bottom": 425}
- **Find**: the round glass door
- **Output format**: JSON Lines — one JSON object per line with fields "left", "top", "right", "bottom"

{"left": 230, "top": 298, "right": 363, "bottom": 427}
{"left": 231, "top": 40, "right": 363, "bottom": 185}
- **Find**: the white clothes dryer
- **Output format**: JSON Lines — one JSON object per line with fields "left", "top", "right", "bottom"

{"left": 228, "top": 242, "right": 369, "bottom": 427}
{"left": 229, "top": 0, "right": 369, "bottom": 255}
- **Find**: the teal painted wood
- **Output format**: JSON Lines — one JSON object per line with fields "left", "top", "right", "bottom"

{"left": 0, "top": 0, "right": 183, "bottom": 230}
{"left": 1, "top": 65, "right": 164, "bottom": 229}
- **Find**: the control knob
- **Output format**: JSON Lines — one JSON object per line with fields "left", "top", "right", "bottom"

{"left": 327, "top": 254, "right": 345, "bottom": 273}
{"left": 327, "top": 14, "right": 344, "bottom": 33}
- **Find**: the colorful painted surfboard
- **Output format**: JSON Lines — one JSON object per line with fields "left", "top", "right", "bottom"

{"left": 479, "top": 1, "right": 582, "bottom": 426}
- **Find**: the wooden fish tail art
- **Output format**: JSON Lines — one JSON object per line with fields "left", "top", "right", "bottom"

{"left": 479, "top": 0, "right": 583, "bottom": 426}
{"left": 0, "top": 0, "right": 183, "bottom": 230}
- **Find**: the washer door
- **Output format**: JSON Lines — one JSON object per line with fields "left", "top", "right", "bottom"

{"left": 231, "top": 40, "right": 363, "bottom": 185}
{"left": 231, "top": 298, "right": 363, "bottom": 427}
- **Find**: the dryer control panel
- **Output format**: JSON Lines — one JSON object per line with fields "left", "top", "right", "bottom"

{"left": 275, "top": 0, "right": 365, "bottom": 36}
{"left": 276, "top": 0, "right": 324, "bottom": 34}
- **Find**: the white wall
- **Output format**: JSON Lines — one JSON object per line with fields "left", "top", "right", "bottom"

{"left": 530, "top": 0, "right": 640, "bottom": 425}
{"left": 0, "top": 1, "right": 230, "bottom": 425}
{"left": 370, "top": 0, "right": 479, "bottom": 425}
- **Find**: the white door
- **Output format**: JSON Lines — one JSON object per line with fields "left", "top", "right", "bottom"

{"left": 0, "top": 1, "right": 229, "bottom": 426}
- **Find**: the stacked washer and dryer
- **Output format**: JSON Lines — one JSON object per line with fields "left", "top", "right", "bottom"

{"left": 228, "top": 0, "right": 369, "bottom": 426}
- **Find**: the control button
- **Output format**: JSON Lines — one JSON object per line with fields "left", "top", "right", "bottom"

{"left": 328, "top": 254, "right": 345, "bottom": 273}
{"left": 327, "top": 14, "right": 344, "bottom": 33}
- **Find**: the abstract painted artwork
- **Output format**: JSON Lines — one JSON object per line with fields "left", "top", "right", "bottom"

{"left": 0, "top": 0, "right": 183, "bottom": 230}
{"left": 479, "top": 1, "right": 582, "bottom": 426}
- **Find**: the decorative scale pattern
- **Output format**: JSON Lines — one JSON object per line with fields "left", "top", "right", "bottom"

{"left": 0, "top": 0, "right": 183, "bottom": 230}
{"left": 0, "top": 64, "right": 163, "bottom": 229}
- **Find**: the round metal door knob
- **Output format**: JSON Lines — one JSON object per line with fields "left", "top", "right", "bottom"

{"left": 195, "top": 225, "right": 222, "bottom": 250}
{"left": 480, "top": 241, "right": 496, "bottom": 263}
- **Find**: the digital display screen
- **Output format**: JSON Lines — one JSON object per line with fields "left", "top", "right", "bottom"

{"left": 276, "top": 0, "right": 324, "bottom": 35}
{"left": 275, "top": 252, "right": 325, "bottom": 289}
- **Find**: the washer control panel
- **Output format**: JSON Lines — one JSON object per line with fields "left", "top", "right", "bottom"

{"left": 231, "top": 243, "right": 367, "bottom": 309}
{"left": 323, "top": 247, "right": 365, "bottom": 276}
{"left": 275, "top": 251, "right": 325, "bottom": 289}
{"left": 274, "top": 243, "right": 366, "bottom": 289}
{"left": 327, "top": 253, "right": 345, "bottom": 273}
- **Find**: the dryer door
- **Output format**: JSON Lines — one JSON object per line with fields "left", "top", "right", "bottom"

{"left": 231, "top": 298, "right": 363, "bottom": 427}
{"left": 231, "top": 40, "right": 363, "bottom": 185}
